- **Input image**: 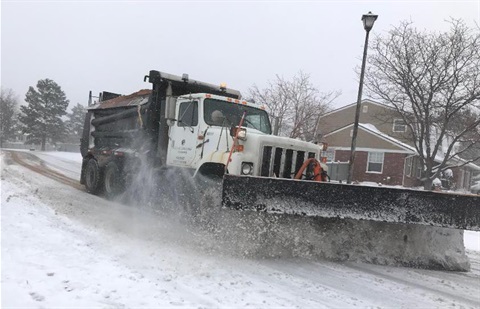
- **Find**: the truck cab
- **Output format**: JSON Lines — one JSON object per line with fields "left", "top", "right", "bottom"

{"left": 167, "top": 93, "right": 324, "bottom": 180}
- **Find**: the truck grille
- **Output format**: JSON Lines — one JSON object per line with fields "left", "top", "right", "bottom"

{"left": 260, "top": 146, "right": 316, "bottom": 178}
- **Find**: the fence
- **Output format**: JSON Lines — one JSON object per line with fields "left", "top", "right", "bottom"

{"left": 326, "top": 162, "right": 349, "bottom": 182}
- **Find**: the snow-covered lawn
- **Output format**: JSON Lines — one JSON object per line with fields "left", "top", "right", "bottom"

{"left": 465, "top": 230, "right": 480, "bottom": 251}
{"left": 0, "top": 149, "right": 82, "bottom": 163}
{"left": 1, "top": 151, "right": 480, "bottom": 308}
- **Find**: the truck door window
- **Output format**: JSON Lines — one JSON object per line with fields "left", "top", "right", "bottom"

{"left": 178, "top": 101, "right": 198, "bottom": 127}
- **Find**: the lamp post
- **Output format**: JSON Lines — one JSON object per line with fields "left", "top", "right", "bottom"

{"left": 347, "top": 11, "right": 378, "bottom": 184}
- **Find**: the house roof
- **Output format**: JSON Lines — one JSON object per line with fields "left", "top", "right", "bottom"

{"left": 321, "top": 99, "right": 480, "bottom": 172}
{"left": 326, "top": 123, "right": 480, "bottom": 171}
{"left": 443, "top": 156, "right": 480, "bottom": 171}
{"left": 321, "top": 98, "right": 396, "bottom": 118}
{"left": 324, "top": 123, "right": 417, "bottom": 153}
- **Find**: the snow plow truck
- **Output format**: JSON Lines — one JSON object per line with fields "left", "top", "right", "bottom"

{"left": 80, "top": 70, "right": 480, "bottom": 232}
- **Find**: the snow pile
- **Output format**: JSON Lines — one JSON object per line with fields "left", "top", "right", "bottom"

{"left": 433, "top": 177, "right": 442, "bottom": 187}
{"left": 194, "top": 208, "right": 470, "bottom": 271}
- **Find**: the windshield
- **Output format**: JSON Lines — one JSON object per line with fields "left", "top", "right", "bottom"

{"left": 204, "top": 98, "right": 272, "bottom": 134}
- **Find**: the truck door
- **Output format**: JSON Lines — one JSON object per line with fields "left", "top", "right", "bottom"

{"left": 166, "top": 100, "right": 199, "bottom": 167}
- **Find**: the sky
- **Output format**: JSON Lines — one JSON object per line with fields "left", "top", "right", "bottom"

{"left": 1, "top": 0, "right": 479, "bottom": 111}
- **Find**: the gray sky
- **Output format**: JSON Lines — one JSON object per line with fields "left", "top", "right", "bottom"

{"left": 2, "top": 1, "right": 479, "bottom": 111}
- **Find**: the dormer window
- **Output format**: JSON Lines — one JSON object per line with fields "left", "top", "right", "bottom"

{"left": 393, "top": 119, "right": 407, "bottom": 132}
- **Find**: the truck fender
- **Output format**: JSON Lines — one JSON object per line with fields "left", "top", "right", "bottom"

{"left": 194, "top": 162, "right": 225, "bottom": 180}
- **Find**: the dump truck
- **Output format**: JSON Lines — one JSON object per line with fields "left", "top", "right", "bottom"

{"left": 80, "top": 70, "right": 480, "bottom": 232}
{"left": 80, "top": 70, "right": 326, "bottom": 198}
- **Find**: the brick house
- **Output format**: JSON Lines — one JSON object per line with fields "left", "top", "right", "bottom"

{"left": 318, "top": 99, "right": 480, "bottom": 190}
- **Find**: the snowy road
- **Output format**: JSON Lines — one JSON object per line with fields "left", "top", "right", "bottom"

{"left": 1, "top": 150, "right": 480, "bottom": 308}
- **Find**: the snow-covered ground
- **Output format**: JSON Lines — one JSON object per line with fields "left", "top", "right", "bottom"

{"left": 1, "top": 149, "right": 82, "bottom": 180}
{"left": 1, "top": 150, "right": 480, "bottom": 308}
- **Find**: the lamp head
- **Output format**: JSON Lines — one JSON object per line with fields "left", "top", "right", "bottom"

{"left": 362, "top": 11, "right": 378, "bottom": 32}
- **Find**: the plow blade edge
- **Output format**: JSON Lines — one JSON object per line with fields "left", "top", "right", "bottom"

{"left": 222, "top": 175, "right": 480, "bottom": 231}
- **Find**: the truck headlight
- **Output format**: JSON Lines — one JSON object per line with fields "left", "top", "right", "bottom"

{"left": 241, "top": 162, "right": 253, "bottom": 175}
{"left": 237, "top": 128, "right": 247, "bottom": 140}
{"left": 230, "top": 127, "right": 247, "bottom": 140}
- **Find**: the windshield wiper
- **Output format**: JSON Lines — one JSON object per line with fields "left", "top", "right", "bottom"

{"left": 243, "top": 118, "right": 260, "bottom": 131}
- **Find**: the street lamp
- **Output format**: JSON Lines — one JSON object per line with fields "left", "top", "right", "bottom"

{"left": 347, "top": 11, "right": 378, "bottom": 184}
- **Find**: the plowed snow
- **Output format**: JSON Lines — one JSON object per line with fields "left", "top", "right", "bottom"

{"left": 1, "top": 150, "right": 479, "bottom": 308}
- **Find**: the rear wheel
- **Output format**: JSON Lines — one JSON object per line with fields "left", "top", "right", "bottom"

{"left": 104, "top": 162, "right": 122, "bottom": 199}
{"left": 85, "top": 159, "right": 102, "bottom": 194}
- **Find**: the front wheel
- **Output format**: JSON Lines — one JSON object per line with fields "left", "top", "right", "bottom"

{"left": 194, "top": 179, "right": 223, "bottom": 230}
{"left": 104, "top": 162, "right": 123, "bottom": 199}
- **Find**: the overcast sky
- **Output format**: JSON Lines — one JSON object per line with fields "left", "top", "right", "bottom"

{"left": 2, "top": 1, "right": 479, "bottom": 111}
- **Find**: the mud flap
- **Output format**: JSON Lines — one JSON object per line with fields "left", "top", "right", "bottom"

{"left": 222, "top": 175, "right": 480, "bottom": 231}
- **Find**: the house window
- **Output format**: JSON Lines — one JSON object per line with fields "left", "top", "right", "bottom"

{"left": 362, "top": 105, "right": 368, "bottom": 113}
{"left": 405, "top": 156, "right": 413, "bottom": 177}
{"left": 464, "top": 170, "right": 471, "bottom": 190}
{"left": 178, "top": 101, "right": 198, "bottom": 127}
{"left": 393, "top": 119, "right": 407, "bottom": 132}
{"left": 367, "top": 152, "right": 384, "bottom": 173}
{"left": 415, "top": 159, "right": 423, "bottom": 179}
{"left": 322, "top": 150, "right": 335, "bottom": 162}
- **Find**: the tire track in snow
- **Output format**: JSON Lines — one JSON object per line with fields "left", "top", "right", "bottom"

{"left": 346, "top": 262, "right": 480, "bottom": 307}
{"left": 32, "top": 152, "right": 82, "bottom": 178}
{"left": 8, "top": 151, "right": 84, "bottom": 191}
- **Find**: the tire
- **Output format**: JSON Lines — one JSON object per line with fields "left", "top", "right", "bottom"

{"left": 104, "top": 162, "right": 122, "bottom": 199}
{"left": 85, "top": 159, "right": 102, "bottom": 194}
{"left": 170, "top": 171, "right": 200, "bottom": 221}
{"left": 195, "top": 180, "right": 223, "bottom": 229}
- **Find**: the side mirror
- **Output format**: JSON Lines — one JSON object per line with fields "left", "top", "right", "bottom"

{"left": 229, "top": 125, "right": 236, "bottom": 137}
{"left": 165, "top": 96, "right": 177, "bottom": 126}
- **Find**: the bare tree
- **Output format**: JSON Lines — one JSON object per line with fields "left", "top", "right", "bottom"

{"left": 365, "top": 19, "right": 480, "bottom": 190}
{"left": 249, "top": 71, "right": 340, "bottom": 141}
{"left": 0, "top": 88, "right": 19, "bottom": 148}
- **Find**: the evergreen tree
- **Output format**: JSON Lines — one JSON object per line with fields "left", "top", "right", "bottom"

{"left": 18, "top": 79, "right": 69, "bottom": 150}
{"left": 0, "top": 88, "right": 19, "bottom": 147}
{"left": 66, "top": 103, "right": 87, "bottom": 140}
